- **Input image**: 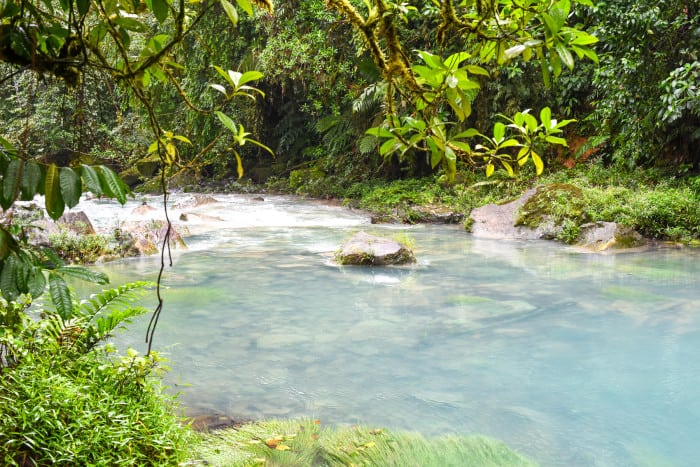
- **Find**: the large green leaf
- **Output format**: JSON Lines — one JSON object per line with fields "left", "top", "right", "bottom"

{"left": 220, "top": 0, "right": 239, "bottom": 26}
{"left": 58, "top": 265, "right": 109, "bottom": 285}
{"left": 49, "top": 272, "right": 73, "bottom": 320}
{"left": 45, "top": 164, "right": 66, "bottom": 220}
{"left": 79, "top": 164, "right": 102, "bottom": 196}
{"left": 59, "top": 167, "right": 81, "bottom": 208}
{"left": 216, "top": 111, "right": 238, "bottom": 133}
{"left": 1, "top": 159, "right": 22, "bottom": 209}
{"left": 20, "top": 161, "right": 42, "bottom": 200}
{"left": 0, "top": 254, "right": 20, "bottom": 299}
{"left": 235, "top": 0, "right": 253, "bottom": 16}
{"left": 96, "top": 165, "right": 129, "bottom": 204}
{"left": 151, "top": 0, "right": 169, "bottom": 23}
{"left": 76, "top": 0, "right": 89, "bottom": 15}
{"left": 27, "top": 266, "right": 47, "bottom": 298}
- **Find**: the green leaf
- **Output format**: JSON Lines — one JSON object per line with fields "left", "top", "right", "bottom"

{"left": 379, "top": 138, "right": 399, "bottom": 156}
{"left": 444, "top": 52, "right": 470, "bottom": 70}
{"left": 517, "top": 147, "right": 530, "bottom": 166}
{"left": 2, "top": 159, "right": 22, "bottom": 209}
{"left": 366, "top": 127, "right": 393, "bottom": 138}
{"left": 45, "top": 164, "right": 65, "bottom": 220}
{"left": 58, "top": 266, "right": 110, "bottom": 285}
{"left": 452, "top": 128, "right": 480, "bottom": 139}
{"left": 539, "top": 49, "right": 551, "bottom": 87}
{"left": 246, "top": 138, "right": 275, "bottom": 156}
{"left": 49, "top": 272, "right": 73, "bottom": 320}
{"left": 485, "top": 163, "right": 495, "bottom": 177}
{"left": 465, "top": 65, "right": 489, "bottom": 77}
{"left": 220, "top": 0, "right": 239, "bottom": 26}
{"left": 501, "top": 161, "right": 514, "bottom": 177}
{"left": 96, "top": 166, "right": 129, "bottom": 204}
{"left": 531, "top": 150, "right": 544, "bottom": 175}
{"left": 233, "top": 150, "right": 244, "bottom": 178}
{"left": 493, "top": 122, "right": 506, "bottom": 143}
{"left": 524, "top": 113, "right": 539, "bottom": 132}
{"left": 173, "top": 135, "right": 192, "bottom": 144}
{"left": 212, "top": 65, "right": 234, "bottom": 87}
{"left": 76, "top": 0, "right": 89, "bottom": 15}
{"left": 115, "top": 17, "right": 149, "bottom": 32}
{"left": 79, "top": 165, "right": 102, "bottom": 197}
{"left": 0, "top": 254, "right": 20, "bottom": 299}
{"left": 540, "top": 107, "right": 552, "bottom": 130}
{"left": 151, "top": 0, "right": 169, "bottom": 23}
{"left": 235, "top": 0, "right": 253, "bottom": 16}
{"left": 500, "top": 138, "right": 520, "bottom": 149}
{"left": 546, "top": 135, "right": 568, "bottom": 146}
{"left": 427, "top": 138, "right": 441, "bottom": 168}
{"left": 570, "top": 31, "right": 598, "bottom": 46}
{"left": 216, "top": 111, "right": 237, "bottom": 133}
{"left": 41, "top": 247, "right": 66, "bottom": 269}
{"left": 20, "top": 161, "right": 42, "bottom": 200}
{"left": 417, "top": 50, "right": 443, "bottom": 70}
{"left": 59, "top": 167, "right": 81, "bottom": 208}
{"left": 26, "top": 266, "right": 46, "bottom": 298}
{"left": 555, "top": 42, "right": 575, "bottom": 70}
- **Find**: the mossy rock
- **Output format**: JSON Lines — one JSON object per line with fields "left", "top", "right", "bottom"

{"left": 136, "top": 154, "right": 162, "bottom": 177}
{"left": 119, "top": 166, "right": 142, "bottom": 188}
{"left": 515, "top": 183, "right": 585, "bottom": 229}
{"left": 336, "top": 231, "right": 416, "bottom": 266}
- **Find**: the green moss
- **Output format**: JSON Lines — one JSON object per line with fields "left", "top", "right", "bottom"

{"left": 515, "top": 183, "right": 585, "bottom": 230}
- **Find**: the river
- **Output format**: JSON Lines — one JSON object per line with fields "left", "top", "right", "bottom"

{"left": 78, "top": 193, "right": 700, "bottom": 466}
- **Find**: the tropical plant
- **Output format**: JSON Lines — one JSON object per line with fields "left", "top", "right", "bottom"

{"left": 0, "top": 282, "right": 190, "bottom": 465}
{"left": 326, "top": 0, "right": 599, "bottom": 181}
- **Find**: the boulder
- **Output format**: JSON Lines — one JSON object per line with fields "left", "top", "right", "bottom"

{"left": 131, "top": 204, "right": 159, "bottom": 216}
{"left": 409, "top": 204, "right": 465, "bottom": 224}
{"left": 336, "top": 231, "right": 416, "bottom": 266}
{"left": 468, "top": 188, "right": 541, "bottom": 239}
{"left": 59, "top": 211, "right": 96, "bottom": 235}
{"left": 116, "top": 220, "right": 187, "bottom": 256}
{"left": 576, "top": 222, "right": 646, "bottom": 252}
{"left": 173, "top": 194, "right": 219, "bottom": 209}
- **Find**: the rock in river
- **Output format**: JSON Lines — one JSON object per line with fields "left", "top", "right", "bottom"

{"left": 336, "top": 231, "right": 416, "bottom": 266}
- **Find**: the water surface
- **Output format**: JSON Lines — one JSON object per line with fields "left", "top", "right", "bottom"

{"left": 82, "top": 194, "right": 700, "bottom": 466}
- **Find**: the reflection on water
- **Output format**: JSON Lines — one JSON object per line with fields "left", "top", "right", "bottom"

{"left": 80, "top": 194, "right": 700, "bottom": 466}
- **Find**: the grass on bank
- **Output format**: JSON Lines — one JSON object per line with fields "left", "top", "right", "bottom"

{"left": 301, "top": 163, "right": 700, "bottom": 244}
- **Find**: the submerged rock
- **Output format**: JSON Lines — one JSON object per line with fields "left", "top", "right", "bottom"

{"left": 576, "top": 221, "right": 647, "bottom": 252}
{"left": 336, "top": 231, "right": 416, "bottom": 266}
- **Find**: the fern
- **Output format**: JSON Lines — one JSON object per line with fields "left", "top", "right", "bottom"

{"left": 40, "top": 281, "right": 153, "bottom": 353}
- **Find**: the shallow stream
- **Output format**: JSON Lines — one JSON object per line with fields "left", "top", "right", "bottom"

{"left": 81, "top": 193, "right": 699, "bottom": 466}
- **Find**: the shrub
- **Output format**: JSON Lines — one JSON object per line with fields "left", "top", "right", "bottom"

{"left": 48, "top": 231, "right": 111, "bottom": 264}
{"left": 0, "top": 283, "right": 191, "bottom": 466}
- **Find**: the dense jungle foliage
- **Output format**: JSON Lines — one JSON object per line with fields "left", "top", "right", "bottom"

{"left": 1, "top": 0, "right": 699, "bottom": 463}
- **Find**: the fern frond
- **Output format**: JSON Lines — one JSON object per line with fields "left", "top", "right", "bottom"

{"left": 78, "top": 281, "right": 153, "bottom": 320}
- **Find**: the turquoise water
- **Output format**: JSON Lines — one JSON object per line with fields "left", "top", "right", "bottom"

{"left": 84, "top": 195, "right": 700, "bottom": 466}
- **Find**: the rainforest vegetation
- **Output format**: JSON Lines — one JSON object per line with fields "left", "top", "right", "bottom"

{"left": 1, "top": 0, "right": 699, "bottom": 464}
